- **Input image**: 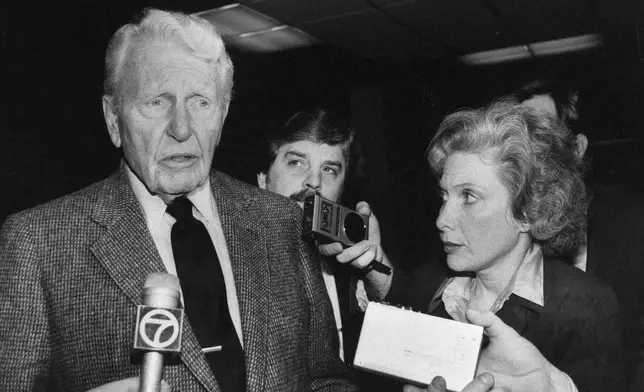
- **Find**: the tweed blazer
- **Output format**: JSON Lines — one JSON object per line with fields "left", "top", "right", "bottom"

{"left": 0, "top": 165, "right": 356, "bottom": 392}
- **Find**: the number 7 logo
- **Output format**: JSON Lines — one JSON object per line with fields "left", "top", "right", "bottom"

{"left": 134, "top": 305, "right": 184, "bottom": 353}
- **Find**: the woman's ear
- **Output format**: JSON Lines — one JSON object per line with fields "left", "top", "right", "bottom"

{"left": 517, "top": 220, "right": 532, "bottom": 233}
{"left": 516, "top": 212, "right": 532, "bottom": 233}
{"left": 510, "top": 210, "right": 532, "bottom": 233}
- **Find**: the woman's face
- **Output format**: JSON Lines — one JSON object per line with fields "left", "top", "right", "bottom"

{"left": 436, "top": 151, "right": 527, "bottom": 273}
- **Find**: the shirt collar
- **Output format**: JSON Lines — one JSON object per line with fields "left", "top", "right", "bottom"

{"left": 511, "top": 245, "right": 544, "bottom": 306}
{"left": 431, "top": 245, "right": 544, "bottom": 322}
{"left": 126, "top": 166, "right": 167, "bottom": 229}
{"left": 189, "top": 180, "right": 217, "bottom": 225}
{"left": 126, "top": 165, "right": 216, "bottom": 225}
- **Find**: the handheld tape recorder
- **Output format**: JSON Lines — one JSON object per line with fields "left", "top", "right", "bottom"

{"left": 302, "top": 194, "right": 390, "bottom": 275}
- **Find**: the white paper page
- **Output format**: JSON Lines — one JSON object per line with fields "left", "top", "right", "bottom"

{"left": 354, "top": 302, "right": 483, "bottom": 391}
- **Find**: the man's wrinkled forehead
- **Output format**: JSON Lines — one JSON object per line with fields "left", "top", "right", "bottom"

{"left": 276, "top": 138, "right": 349, "bottom": 160}
{"left": 284, "top": 140, "right": 346, "bottom": 162}
{"left": 121, "top": 36, "right": 216, "bottom": 93}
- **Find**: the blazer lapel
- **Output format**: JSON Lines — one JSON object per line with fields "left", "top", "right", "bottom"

{"left": 90, "top": 165, "right": 220, "bottom": 391}
{"left": 213, "top": 172, "right": 269, "bottom": 392}
{"left": 90, "top": 167, "right": 167, "bottom": 307}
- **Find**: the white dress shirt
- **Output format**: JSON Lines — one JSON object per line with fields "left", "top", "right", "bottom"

{"left": 319, "top": 254, "right": 369, "bottom": 362}
{"left": 127, "top": 167, "right": 243, "bottom": 346}
{"left": 319, "top": 256, "right": 345, "bottom": 361}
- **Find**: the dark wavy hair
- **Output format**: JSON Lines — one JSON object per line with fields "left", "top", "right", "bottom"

{"left": 427, "top": 99, "right": 588, "bottom": 256}
{"left": 259, "top": 108, "right": 355, "bottom": 175}
{"left": 513, "top": 79, "right": 581, "bottom": 136}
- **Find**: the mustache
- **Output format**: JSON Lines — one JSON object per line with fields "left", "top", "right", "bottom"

{"left": 289, "top": 189, "right": 318, "bottom": 203}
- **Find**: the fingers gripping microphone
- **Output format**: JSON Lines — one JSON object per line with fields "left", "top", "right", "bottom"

{"left": 134, "top": 272, "right": 184, "bottom": 392}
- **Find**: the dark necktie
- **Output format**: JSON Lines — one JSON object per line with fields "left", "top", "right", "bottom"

{"left": 167, "top": 197, "right": 246, "bottom": 391}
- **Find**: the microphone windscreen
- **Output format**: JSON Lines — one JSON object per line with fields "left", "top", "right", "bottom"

{"left": 144, "top": 272, "right": 180, "bottom": 291}
{"left": 142, "top": 272, "right": 181, "bottom": 309}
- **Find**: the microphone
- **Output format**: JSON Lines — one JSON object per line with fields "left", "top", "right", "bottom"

{"left": 133, "top": 272, "right": 184, "bottom": 392}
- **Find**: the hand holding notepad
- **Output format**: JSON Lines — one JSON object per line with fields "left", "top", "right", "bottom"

{"left": 355, "top": 303, "right": 573, "bottom": 392}
{"left": 354, "top": 302, "right": 484, "bottom": 391}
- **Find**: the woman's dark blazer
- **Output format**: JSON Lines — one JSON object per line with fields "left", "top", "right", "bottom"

{"left": 385, "top": 258, "right": 626, "bottom": 392}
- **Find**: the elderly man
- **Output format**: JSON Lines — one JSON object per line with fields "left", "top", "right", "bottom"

{"left": 0, "top": 9, "right": 355, "bottom": 392}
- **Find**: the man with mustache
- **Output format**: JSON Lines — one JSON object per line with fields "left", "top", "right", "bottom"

{"left": 256, "top": 107, "right": 395, "bottom": 388}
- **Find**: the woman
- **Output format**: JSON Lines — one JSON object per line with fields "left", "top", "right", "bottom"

{"left": 387, "top": 100, "right": 624, "bottom": 391}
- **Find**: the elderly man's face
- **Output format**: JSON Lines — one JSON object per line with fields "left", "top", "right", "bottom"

{"left": 103, "top": 39, "right": 228, "bottom": 202}
{"left": 257, "top": 140, "right": 347, "bottom": 208}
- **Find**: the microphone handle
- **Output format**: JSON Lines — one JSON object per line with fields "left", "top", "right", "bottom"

{"left": 140, "top": 352, "right": 165, "bottom": 392}
{"left": 139, "top": 286, "right": 181, "bottom": 392}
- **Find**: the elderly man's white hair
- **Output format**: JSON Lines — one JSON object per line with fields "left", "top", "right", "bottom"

{"left": 103, "top": 8, "right": 234, "bottom": 109}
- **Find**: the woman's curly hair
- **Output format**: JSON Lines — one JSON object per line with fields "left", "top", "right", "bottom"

{"left": 427, "top": 99, "right": 588, "bottom": 257}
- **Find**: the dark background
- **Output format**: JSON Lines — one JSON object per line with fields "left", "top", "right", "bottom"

{"left": 1, "top": 1, "right": 643, "bottom": 264}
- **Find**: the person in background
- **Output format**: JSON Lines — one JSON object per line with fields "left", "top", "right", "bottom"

{"left": 256, "top": 107, "right": 396, "bottom": 390}
{"left": 515, "top": 79, "right": 644, "bottom": 389}
{"left": 0, "top": 9, "right": 356, "bottom": 392}
{"left": 385, "top": 99, "right": 625, "bottom": 391}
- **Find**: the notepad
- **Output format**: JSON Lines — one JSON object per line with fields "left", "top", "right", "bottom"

{"left": 353, "top": 302, "right": 483, "bottom": 391}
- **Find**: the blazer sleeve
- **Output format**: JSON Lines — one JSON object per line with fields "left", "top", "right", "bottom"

{"left": 293, "top": 226, "right": 357, "bottom": 391}
{"left": 554, "top": 281, "right": 626, "bottom": 392}
{"left": 0, "top": 213, "right": 51, "bottom": 391}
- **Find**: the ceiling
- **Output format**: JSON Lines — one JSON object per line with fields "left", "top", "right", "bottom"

{"left": 189, "top": 0, "right": 644, "bottom": 65}
{"left": 12, "top": 0, "right": 640, "bottom": 67}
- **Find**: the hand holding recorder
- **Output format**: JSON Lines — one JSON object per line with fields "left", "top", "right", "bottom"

{"left": 305, "top": 196, "right": 393, "bottom": 300}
